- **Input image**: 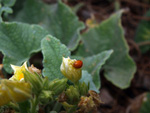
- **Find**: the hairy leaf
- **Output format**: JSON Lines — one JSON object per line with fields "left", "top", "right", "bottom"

{"left": 0, "top": 22, "right": 48, "bottom": 73}
{"left": 76, "top": 10, "right": 136, "bottom": 89}
{"left": 80, "top": 70, "right": 99, "bottom": 93}
{"left": 11, "top": 0, "right": 84, "bottom": 50}
{"left": 82, "top": 50, "right": 113, "bottom": 89}
{"left": 41, "top": 35, "right": 70, "bottom": 80}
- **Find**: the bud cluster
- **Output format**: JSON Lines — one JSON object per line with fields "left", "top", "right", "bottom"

{"left": 0, "top": 57, "right": 101, "bottom": 113}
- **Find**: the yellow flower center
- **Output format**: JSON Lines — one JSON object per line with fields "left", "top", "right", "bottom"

{"left": 18, "top": 73, "right": 24, "bottom": 80}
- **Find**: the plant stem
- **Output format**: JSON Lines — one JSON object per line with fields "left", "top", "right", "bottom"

{"left": 30, "top": 96, "right": 39, "bottom": 113}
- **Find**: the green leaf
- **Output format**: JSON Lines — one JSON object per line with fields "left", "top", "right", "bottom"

{"left": 82, "top": 50, "right": 113, "bottom": 89}
{"left": 135, "top": 10, "right": 150, "bottom": 53}
{"left": 0, "top": 6, "right": 13, "bottom": 14}
{"left": 140, "top": 93, "right": 150, "bottom": 113}
{"left": 80, "top": 70, "right": 99, "bottom": 93}
{"left": 13, "top": 0, "right": 46, "bottom": 24}
{"left": 12, "top": 0, "right": 85, "bottom": 50}
{"left": 0, "top": 0, "right": 16, "bottom": 22}
{"left": 0, "top": 22, "right": 48, "bottom": 73}
{"left": 76, "top": 10, "right": 136, "bottom": 89}
{"left": 2, "top": 0, "right": 16, "bottom": 7}
{"left": 41, "top": 35, "right": 70, "bottom": 80}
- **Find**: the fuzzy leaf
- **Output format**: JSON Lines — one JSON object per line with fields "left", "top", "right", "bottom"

{"left": 80, "top": 70, "right": 99, "bottom": 93}
{"left": 11, "top": 0, "right": 85, "bottom": 50}
{"left": 82, "top": 50, "right": 113, "bottom": 89}
{"left": 0, "top": 22, "right": 48, "bottom": 73}
{"left": 76, "top": 10, "right": 136, "bottom": 89}
{"left": 41, "top": 35, "right": 70, "bottom": 80}
{"left": 2, "top": 0, "right": 16, "bottom": 7}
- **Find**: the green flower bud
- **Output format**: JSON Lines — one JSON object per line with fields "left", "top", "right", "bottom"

{"left": 48, "top": 78, "right": 67, "bottom": 95}
{"left": 65, "top": 86, "right": 80, "bottom": 104}
{"left": 23, "top": 70, "right": 43, "bottom": 94}
{"left": 39, "top": 90, "right": 53, "bottom": 104}
{"left": 60, "top": 57, "right": 82, "bottom": 83}
{"left": 77, "top": 82, "right": 89, "bottom": 96}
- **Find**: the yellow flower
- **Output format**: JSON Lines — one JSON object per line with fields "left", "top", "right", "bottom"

{"left": 60, "top": 57, "right": 82, "bottom": 83}
{"left": 0, "top": 62, "right": 33, "bottom": 106}
{"left": 0, "top": 79, "right": 32, "bottom": 106}
{"left": 0, "top": 84, "right": 11, "bottom": 106}
{"left": 9, "top": 62, "right": 28, "bottom": 81}
{"left": 9, "top": 61, "right": 43, "bottom": 95}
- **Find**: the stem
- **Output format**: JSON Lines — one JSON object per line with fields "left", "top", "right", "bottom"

{"left": 30, "top": 96, "right": 39, "bottom": 113}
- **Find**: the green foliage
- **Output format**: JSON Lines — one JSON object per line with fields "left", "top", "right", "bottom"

{"left": 82, "top": 50, "right": 113, "bottom": 89}
{"left": 11, "top": 0, "right": 85, "bottom": 50}
{"left": 0, "top": 0, "right": 138, "bottom": 112}
{"left": 140, "top": 93, "right": 150, "bottom": 113}
{"left": 1, "top": 0, "right": 16, "bottom": 7}
{"left": 0, "top": 0, "right": 16, "bottom": 22}
{"left": 135, "top": 10, "right": 150, "bottom": 53}
{"left": 0, "top": 1, "right": 136, "bottom": 89}
{"left": 0, "top": 22, "right": 48, "bottom": 73}
{"left": 80, "top": 70, "right": 99, "bottom": 93}
{"left": 76, "top": 10, "right": 136, "bottom": 89}
{"left": 41, "top": 35, "right": 70, "bottom": 80}
{"left": 12, "top": 0, "right": 46, "bottom": 23}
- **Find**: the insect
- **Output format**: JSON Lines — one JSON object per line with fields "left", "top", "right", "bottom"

{"left": 73, "top": 60, "right": 83, "bottom": 68}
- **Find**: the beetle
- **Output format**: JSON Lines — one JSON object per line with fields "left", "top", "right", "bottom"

{"left": 73, "top": 60, "right": 83, "bottom": 68}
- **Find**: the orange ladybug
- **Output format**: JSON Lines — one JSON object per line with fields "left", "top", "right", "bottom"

{"left": 73, "top": 60, "right": 83, "bottom": 68}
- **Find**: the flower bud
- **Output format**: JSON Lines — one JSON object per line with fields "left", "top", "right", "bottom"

{"left": 48, "top": 78, "right": 67, "bottom": 95}
{"left": 77, "top": 82, "right": 89, "bottom": 96}
{"left": 23, "top": 70, "right": 43, "bottom": 94}
{"left": 39, "top": 90, "right": 53, "bottom": 104}
{"left": 65, "top": 86, "right": 80, "bottom": 104}
{"left": 1, "top": 79, "right": 32, "bottom": 103}
{"left": 60, "top": 57, "right": 82, "bottom": 83}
